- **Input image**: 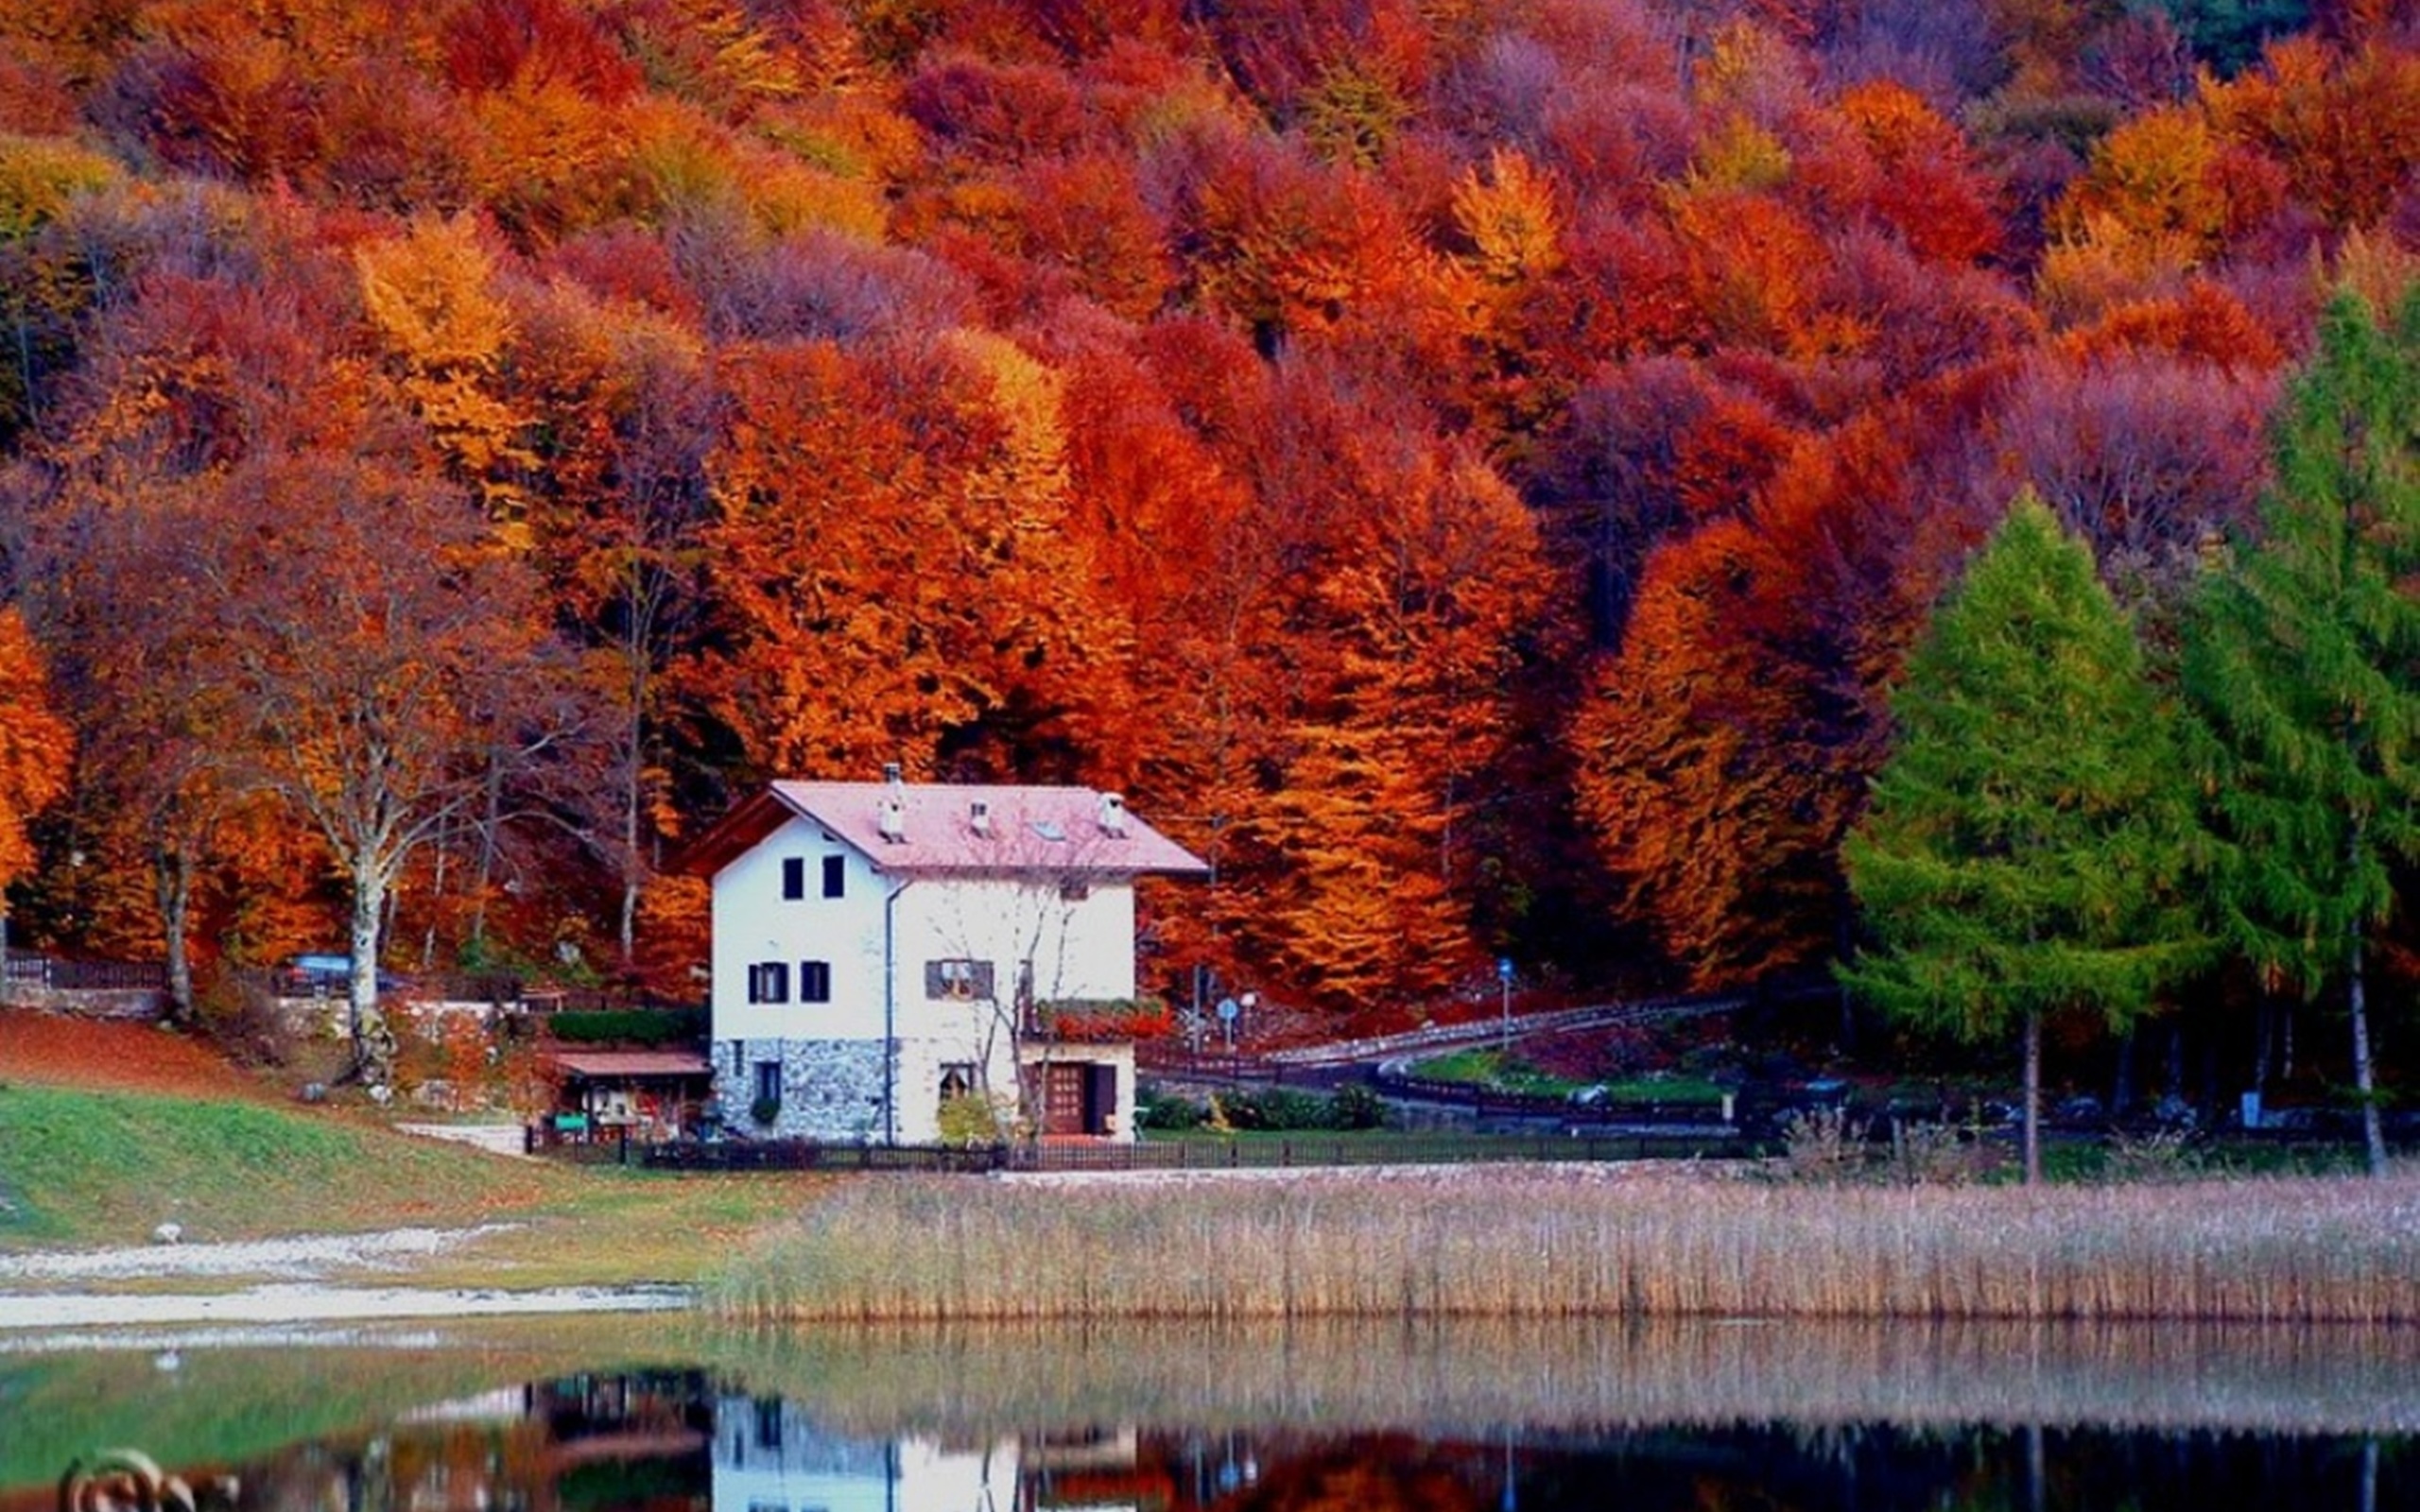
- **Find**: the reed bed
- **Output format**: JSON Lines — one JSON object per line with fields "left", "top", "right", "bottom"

{"left": 704, "top": 1166, "right": 2420, "bottom": 1326}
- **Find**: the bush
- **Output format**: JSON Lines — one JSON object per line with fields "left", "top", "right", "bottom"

{"left": 550, "top": 1007, "right": 706, "bottom": 1046}
{"left": 749, "top": 1093, "right": 782, "bottom": 1127}
{"left": 1215, "top": 1086, "right": 1332, "bottom": 1131}
{"left": 1137, "top": 1089, "right": 1206, "bottom": 1131}
{"left": 937, "top": 1091, "right": 1016, "bottom": 1146}
{"left": 1208, "top": 1086, "right": 1387, "bottom": 1132}
{"left": 1774, "top": 1106, "right": 1869, "bottom": 1183}
{"left": 197, "top": 972, "right": 299, "bottom": 1069}
{"left": 1330, "top": 1083, "right": 1392, "bottom": 1130}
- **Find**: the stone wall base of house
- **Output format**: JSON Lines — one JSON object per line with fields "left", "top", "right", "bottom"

{"left": 717, "top": 1038, "right": 894, "bottom": 1143}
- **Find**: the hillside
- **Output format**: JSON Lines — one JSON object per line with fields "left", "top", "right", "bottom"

{"left": 0, "top": 0, "right": 2415, "bottom": 1031}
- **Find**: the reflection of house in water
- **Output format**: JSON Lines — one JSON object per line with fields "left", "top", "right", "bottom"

{"left": 710, "top": 1396, "right": 1015, "bottom": 1512}
{"left": 708, "top": 1400, "right": 1159, "bottom": 1512}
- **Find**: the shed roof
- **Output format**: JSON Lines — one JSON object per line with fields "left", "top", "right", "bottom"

{"left": 547, "top": 1051, "right": 715, "bottom": 1079}
{"left": 676, "top": 782, "right": 1210, "bottom": 881}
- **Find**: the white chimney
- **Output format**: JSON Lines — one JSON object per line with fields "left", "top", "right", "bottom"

{"left": 1098, "top": 791, "right": 1128, "bottom": 837}
{"left": 970, "top": 799, "right": 993, "bottom": 835}
{"left": 878, "top": 765, "right": 907, "bottom": 843}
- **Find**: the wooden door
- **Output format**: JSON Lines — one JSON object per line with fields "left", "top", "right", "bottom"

{"left": 1043, "top": 1063, "right": 1089, "bottom": 1135}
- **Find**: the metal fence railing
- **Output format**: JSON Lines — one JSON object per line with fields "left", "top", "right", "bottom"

{"left": 610, "top": 1129, "right": 1748, "bottom": 1175}
{"left": 0, "top": 954, "right": 167, "bottom": 991}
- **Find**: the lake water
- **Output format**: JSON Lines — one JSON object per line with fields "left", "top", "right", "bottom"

{"left": 2, "top": 1316, "right": 2413, "bottom": 1512}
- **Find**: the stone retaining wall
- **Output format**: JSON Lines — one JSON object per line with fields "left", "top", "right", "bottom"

{"left": 0, "top": 984, "right": 166, "bottom": 1020}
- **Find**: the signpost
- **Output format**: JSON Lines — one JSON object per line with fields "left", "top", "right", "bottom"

{"left": 1497, "top": 957, "right": 1513, "bottom": 1054}
{"left": 1217, "top": 995, "right": 1239, "bottom": 1051}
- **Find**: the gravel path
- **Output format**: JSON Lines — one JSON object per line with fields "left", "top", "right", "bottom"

{"left": 0, "top": 1224, "right": 520, "bottom": 1281}
{"left": 0, "top": 1282, "right": 692, "bottom": 1330}
{"left": 0, "top": 1224, "right": 696, "bottom": 1330}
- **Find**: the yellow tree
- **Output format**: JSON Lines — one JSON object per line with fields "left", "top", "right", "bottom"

{"left": 354, "top": 215, "right": 535, "bottom": 543}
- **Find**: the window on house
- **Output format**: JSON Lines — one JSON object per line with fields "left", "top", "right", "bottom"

{"left": 939, "top": 1063, "right": 975, "bottom": 1102}
{"left": 753, "top": 1060, "right": 782, "bottom": 1107}
{"left": 747, "top": 961, "right": 790, "bottom": 1004}
{"left": 781, "top": 857, "right": 804, "bottom": 900}
{"left": 821, "top": 854, "right": 846, "bottom": 898}
{"left": 925, "top": 958, "right": 995, "bottom": 1000}
{"left": 798, "top": 960, "right": 832, "bottom": 1003}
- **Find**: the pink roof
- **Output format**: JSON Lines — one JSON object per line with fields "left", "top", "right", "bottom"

{"left": 678, "top": 782, "right": 1210, "bottom": 879}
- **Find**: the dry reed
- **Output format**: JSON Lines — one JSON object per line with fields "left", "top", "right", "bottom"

{"left": 704, "top": 1165, "right": 2420, "bottom": 1326}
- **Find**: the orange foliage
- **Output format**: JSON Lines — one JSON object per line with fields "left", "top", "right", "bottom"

{"left": 1572, "top": 403, "right": 1991, "bottom": 986}
{"left": 0, "top": 609, "right": 71, "bottom": 896}
{"left": 2057, "top": 280, "right": 2287, "bottom": 371}
{"left": 2204, "top": 36, "right": 2420, "bottom": 230}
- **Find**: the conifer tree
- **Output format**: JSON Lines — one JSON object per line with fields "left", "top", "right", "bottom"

{"left": 1843, "top": 494, "right": 2204, "bottom": 1182}
{"left": 2183, "top": 291, "right": 2420, "bottom": 1177}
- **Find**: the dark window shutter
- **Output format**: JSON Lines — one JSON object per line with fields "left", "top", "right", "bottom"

{"left": 925, "top": 961, "right": 945, "bottom": 998}
{"left": 781, "top": 857, "right": 804, "bottom": 900}
{"left": 822, "top": 855, "right": 846, "bottom": 898}
{"left": 973, "top": 960, "right": 996, "bottom": 1000}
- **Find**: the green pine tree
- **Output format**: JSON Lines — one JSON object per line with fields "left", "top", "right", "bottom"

{"left": 1842, "top": 493, "right": 2205, "bottom": 1183}
{"left": 2183, "top": 291, "right": 2420, "bottom": 1178}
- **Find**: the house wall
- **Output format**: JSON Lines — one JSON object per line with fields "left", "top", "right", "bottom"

{"left": 710, "top": 816, "right": 889, "bottom": 1043}
{"left": 708, "top": 812, "right": 1149, "bottom": 1144}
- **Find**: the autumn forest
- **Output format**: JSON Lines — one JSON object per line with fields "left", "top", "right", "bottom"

{"left": 1, "top": 0, "right": 2417, "bottom": 1051}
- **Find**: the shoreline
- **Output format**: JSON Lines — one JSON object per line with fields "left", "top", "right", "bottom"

{"left": 0, "top": 1281, "right": 693, "bottom": 1331}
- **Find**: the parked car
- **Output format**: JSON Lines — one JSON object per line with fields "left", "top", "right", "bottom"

{"left": 279, "top": 954, "right": 400, "bottom": 996}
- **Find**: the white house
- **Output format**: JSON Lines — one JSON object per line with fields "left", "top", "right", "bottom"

{"left": 682, "top": 771, "right": 1207, "bottom": 1145}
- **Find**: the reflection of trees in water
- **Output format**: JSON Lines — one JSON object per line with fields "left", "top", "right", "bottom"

{"left": 195, "top": 1370, "right": 2404, "bottom": 1512}
{"left": 221, "top": 1374, "right": 714, "bottom": 1512}
{"left": 1125, "top": 1424, "right": 2404, "bottom": 1512}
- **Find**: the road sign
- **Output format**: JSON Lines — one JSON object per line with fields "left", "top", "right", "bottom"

{"left": 1497, "top": 956, "right": 1514, "bottom": 982}
{"left": 1217, "top": 996, "right": 1239, "bottom": 1022}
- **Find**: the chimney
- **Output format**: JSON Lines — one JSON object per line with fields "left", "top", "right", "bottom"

{"left": 970, "top": 799, "right": 993, "bottom": 835}
{"left": 1098, "top": 791, "right": 1128, "bottom": 837}
{"left": 878, "top": 765, "right": 907, "bottom": 842}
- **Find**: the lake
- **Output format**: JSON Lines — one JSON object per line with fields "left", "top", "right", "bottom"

{"left": 2, "top": 1316, "right": 2413, "bottom": 1512}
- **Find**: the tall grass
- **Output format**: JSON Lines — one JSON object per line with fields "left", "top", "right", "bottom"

{"left": 706, "top": 1168, "right": 2420, "bottom": 1325}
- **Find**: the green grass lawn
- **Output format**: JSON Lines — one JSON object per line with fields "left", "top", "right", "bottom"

{"left": 0, "top": 1082, "right": 830, "bottom": 1286}
{"left": 1405, "top": 1050, "right": 1727, "bottom": 1105}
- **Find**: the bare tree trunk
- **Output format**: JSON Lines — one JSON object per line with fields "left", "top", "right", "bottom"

{"left": 153, "top": 844, "right": 194, "bottom": 1023}
{"left": 2023, "top": 1007, "right": 2043, "bottom": 1185}
{"left": 468, "top": 755, "right": 506, "bottom": 950}
{"left": 2251, "top": 988, "right": 2273, "bottom": 1101}
{"left": 2348, "top": 918, "right": 2388, "bottom": 1177}
{"left": 2112, "top": 1023, "right": 2136, "bottom": 1120}
{"left": 349, "top": 862, "right": 392, "bottom": 1084}
{"left": 619, "top": 691, "right": 644, "bottom": 966}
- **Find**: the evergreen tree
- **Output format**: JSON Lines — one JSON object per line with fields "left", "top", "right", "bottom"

{"left": 1843, "top": 494, "right": 2204, "bottom": 1183}
{"left": 2183, "top": 291, "right": 2420, "bottom": 1177}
